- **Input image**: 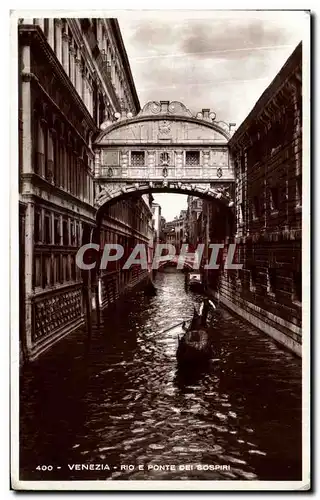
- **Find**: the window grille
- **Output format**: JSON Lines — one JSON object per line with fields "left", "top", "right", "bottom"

{"left": 186, "top": 151, "right": 200, "bottom": 166}
{"left": 131, "top": 151, "right": 145, "bottom": 166}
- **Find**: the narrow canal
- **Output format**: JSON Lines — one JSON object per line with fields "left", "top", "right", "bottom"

{"left": 20, "top": 270, "right": 302, "bottom": 481}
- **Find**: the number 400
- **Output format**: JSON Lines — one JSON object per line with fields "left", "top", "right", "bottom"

{"left": 36, "top": 465, "right": 53, "bottom": 471}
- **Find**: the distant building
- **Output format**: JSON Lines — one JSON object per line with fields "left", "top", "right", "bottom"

{"left": 151, "top": 202, "right": 162, "bottom": 243}
{"left": 163, "top": 211, "right": 188, "bottom": 250}
{"left": 186, "top": 196, "right": 203, "bottom": 246}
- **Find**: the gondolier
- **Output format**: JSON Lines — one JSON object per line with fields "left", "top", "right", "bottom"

{"left": 199, "top": 298, "right": 216, "bottom": 326}
{"left": 177, "top": 298, "right": 216, "bottom": 367}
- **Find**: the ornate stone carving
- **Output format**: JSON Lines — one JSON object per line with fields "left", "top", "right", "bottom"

{"left": 139, "top": 100, "right": 193, "bottom": 118}
{"left": 33, "top": 287, "right": 83, "bottom": 341}
{"left": 158, "top": 120, "right": 171, "bottom": 136}
{"left": 95, "top": 182, "right": 127, "bottom": 205}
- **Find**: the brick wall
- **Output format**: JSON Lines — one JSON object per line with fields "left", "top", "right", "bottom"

{"left": 213, "top": 43, "right": 303, "bottom": 355}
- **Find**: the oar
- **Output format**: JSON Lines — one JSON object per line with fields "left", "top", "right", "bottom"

{"left": 159, "top": 318, "right": 193, "bottom": 335}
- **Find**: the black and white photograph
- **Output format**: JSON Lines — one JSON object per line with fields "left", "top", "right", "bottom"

{"left": 11, "top": 9, "right": 310, "bottom": 491}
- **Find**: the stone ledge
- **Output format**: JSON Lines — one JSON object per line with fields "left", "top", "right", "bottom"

{"left": 210, "top": 292, "right": 302, "bottom": 357}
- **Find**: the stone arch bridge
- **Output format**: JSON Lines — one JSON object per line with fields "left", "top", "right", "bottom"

{"left": 93, "top": 100, "right": 236, "bottom": 215}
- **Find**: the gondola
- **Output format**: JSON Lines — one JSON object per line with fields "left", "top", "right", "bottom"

{"left": 185, "top": 272, "right": 204, "bottom": 292}
{"left": 176, "top": 299, "right": 216, "bottom": 367}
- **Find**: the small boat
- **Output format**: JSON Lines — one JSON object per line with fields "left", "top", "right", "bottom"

{"left": 176, "top": 299, "right": 216, "bottom": 367}
{"left": 185, "top": 272, "right": 204, "bottom": 292}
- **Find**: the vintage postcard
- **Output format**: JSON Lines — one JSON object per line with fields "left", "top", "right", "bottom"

{"left": 10, "top": 9, "right": 310, "bottom": 491}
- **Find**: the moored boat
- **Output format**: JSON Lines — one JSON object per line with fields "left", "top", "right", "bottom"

{"left": 185, "top": 272, "right": 204, "bottom": 292}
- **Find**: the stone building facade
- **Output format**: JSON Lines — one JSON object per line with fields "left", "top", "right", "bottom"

{"left": 163, "top": 212, "right": 188, "bottom": 250}
{"left": 211, "top": 43, "right": 303, "bottom": 355}
{"left": 18, "top": 18, "right": 151, "bottom": 362}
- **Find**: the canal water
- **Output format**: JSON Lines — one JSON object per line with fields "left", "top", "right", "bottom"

{"left": 20, "top": 270, "right": 302, "bottom": 481}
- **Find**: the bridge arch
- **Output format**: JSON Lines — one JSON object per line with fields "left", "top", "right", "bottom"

{"left": 93, "top": 100, "right": 236, "bottom": 216}
{"left": 94, "top": 180, "right": 234, "bottom": 220}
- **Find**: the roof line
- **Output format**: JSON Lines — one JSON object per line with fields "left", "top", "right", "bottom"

{"left": 109, "top": 19, "right": 141, "bottom": 114}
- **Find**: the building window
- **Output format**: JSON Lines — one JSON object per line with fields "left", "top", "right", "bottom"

{"left": 44, "top": 213, "right": 51, "bottom": 244}
{"left": 267, "top": 267, "right": 277, "bottom": 295}
{"left": 270, "top": 187, "right": 280, "bottom": 212}
{"left": 240, "top": 152, "right": 246, "bottom": 174}
{"left": 34, "top": 211, "right": 41, "bottom": 243}
{"left": 131, "top": 151, "right": 145, "bottom": 167}
{"left": 63, "top": 254, "right": 69, "bottom": 281}
{"left": 252, "top": 196, "right": 261, "bottom": 219}
{"left": 63, "top": 220, "right": 69, "bottom": 246}
{"left": 43, "top": 18, "right": 49, "bottom": 38}
{"left": 34, "top": 255, "right": 41, "bottom": 288}
{"left": 70, "top": 221, "right": 76, "bottom": 245}
{"left": 71, "top": 255, "right": 76, "bottom": 281}
{"left": 292, "top": 271, "right": 302, "bottom": 303}
{"left": 186, "top": 151, "right": 200, "bottom": 166}
{"left": 54, "top": 254, "right": 61, "bottom": 283}
{"left": 54, "top": 217, "right": 60, "bottom": 245}
{"left": 296, "top": 174, "right": 302, "bottom": 207}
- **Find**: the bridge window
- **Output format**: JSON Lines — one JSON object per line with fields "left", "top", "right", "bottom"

{"left": 160, "top": 152, "right": 170, "bottom": 165}
{"left": 186, "top": 151, "right": 200, "bottom": 166}
{"left": 131, "top": 151, "right": 145, "bottom": 167}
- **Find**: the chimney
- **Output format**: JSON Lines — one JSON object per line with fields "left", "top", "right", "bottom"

{"left": 160, "top": 101, "right": 169, "bottom": 113}
{"left": 202, "top": 109, "right": 210, "bottom": 119}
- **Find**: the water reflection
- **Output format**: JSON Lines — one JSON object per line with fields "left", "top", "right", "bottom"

{"left": 20, "top": 270, "right": 302, "bottom": 481}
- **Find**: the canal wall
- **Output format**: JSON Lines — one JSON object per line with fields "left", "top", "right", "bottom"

{"left": 210, "top": 284, "right": 301, "bottom": 357}
{"left": 98, "top": 268, "right": 150, "bottom": 310}
{"left": 212, "top": 44, "right": 302, "bottom": 357}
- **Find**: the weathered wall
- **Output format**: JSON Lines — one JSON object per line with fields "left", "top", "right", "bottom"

{"left": 215, "top": 43, "right": 302, "bottom": 356}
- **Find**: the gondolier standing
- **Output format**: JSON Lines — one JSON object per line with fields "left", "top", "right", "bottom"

{"left": 199, "top": 298, "right": 216, "bottom": 326}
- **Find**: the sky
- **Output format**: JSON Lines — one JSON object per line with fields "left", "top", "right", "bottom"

{"left": 118, "top": 10, "right": 308, "bottom": 222}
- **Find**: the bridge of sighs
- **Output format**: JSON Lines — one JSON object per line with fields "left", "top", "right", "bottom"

{"left": 93, "top": 100, "right": 236, "bottom": 213}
